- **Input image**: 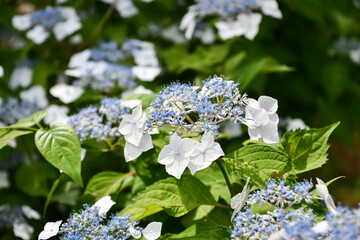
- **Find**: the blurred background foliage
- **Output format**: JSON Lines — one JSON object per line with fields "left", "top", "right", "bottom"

{"left": 0, "top": 0, "right": 360, "bottom": 238}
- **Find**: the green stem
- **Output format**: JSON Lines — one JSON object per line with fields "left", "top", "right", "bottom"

{"left": 79, "top": 0, "right": 118, "bottom": 50}
{"left": 43, "top": 175, "right": 62, "bottom": 219}
{"left": 216, "top": 158, "right": 235, "bottom": 197}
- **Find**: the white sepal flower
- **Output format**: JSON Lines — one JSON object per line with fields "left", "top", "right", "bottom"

{"left": 133, "top": 66, "right": 161, "bottom": 81}
{"left": 188, "top": 133, "right": 224, "bottom": 175}
{"left": 158, "top": 134, "right": 197, "bottom": 179}
{"left": 115, "top": 0, "right": 138, "bottom": 18}
{"left": 9, "top": 65, "right": 33, "bottom": 90}
{"left": 180, "top": 9, "right": 197, "bottom": 39}
{"left": 68, "top": 49, "right": 91, "bottom": 68}
{"left": 26, "top": 25, "right": 50, "bottom": 44}
{"left": 244, "top": 96, "right": 279, "bottom": 144}
{"left": 124, "top": 133, "right": 153, "bottom": 162}
{"left": 231, "top": 177, "right": 250, "bottom": 221}
{"left": 12, "top": 14, "right": 32, "bottom": 31}
{"left": 312, "top": 220, "right": 330, "bottom": 234}
{"left": 93, "top": 195, "right": 115, "bottom": 215}
{"left": 20, "top": 85, "right": 49, "bottom": 108}
{"left": 142, "top": 222, "right": 162, "bottom": 240}
{"left": 50, "top": 83, "right": 84, "bottom": 104}
{"left": 315, "top": 178, "right": 337, "bottom": 214}
{"left": 22, "top": 205, "right": 41, "bottom": 220}
{"left": 215, "top": 13, "right": 262, "bottom": 40}
{"left": 119, "top": 105, "right": 146, "bottom": 146}
{"left": 0, "top": 65, "right": 3, "bottom": 77}
{"left": 53, "top": 7, "right": 81, "bottom": 41}
{"left": 44, "top": 105, "right": 69, "bottom": 125}
{"left": 14, "top": 222, "right": 34, "bottom": 240}
{"left": 129, "top": 225, "right": 142, "bottom": 239}
{"left": 256, "top": 0, "right": 282, "bottom": 19}
{"left": 38, "top": 220, "right": 62, "bottom": 240}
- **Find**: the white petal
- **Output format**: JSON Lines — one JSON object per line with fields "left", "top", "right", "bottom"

{"left": 44, "top": 105, "right": 69, "bottom": 125}
{"left": 132, "top": 105, "right": 143, "bottom": 121}
{"left": 50, "top": 83, "right": 84, "bottom": 104}
{"left": 132, "top": 49, "right": 159, "bottom": 66}
{"left": 125, "top": 127, "right": 144, "bottom": 146}
{"left": 142, "top": 222, "right": 162, "bottom": 240}
{"left": 238, "top": 13, "right": 262, "bottom": 40}
{"left": 81, "top": 148, "right": 86, "bottom": 161}
{"left": 231, "top": 177, "right": 250, "bottom": 220}
{"left": 180, "top": 10, "right": 196, "bottom": 39}
{"left": 248, "top": 108, "right": 270, "bottom": 126}
{"left": 158, "top": 145, "right": 175, "bottom": 165}
{"left": 0, "top": 170, "right": 10, "bottom": 189}
{"left": 169, "top": 134, "right": 182, "bottom": 151}
{"left": 39, "top": 221, "right": 62, "bottom": 239}
{"left": 0, "top": 65, "right": 3, "bottom": 78}
{"left": 200, "top": 133, "right": 214, "bottom": 149}
{"left": 68, "top": 49, "right": 91, "bottom": 68}
{"left": 53, "top": 20, "right": 81, "bottom": 41}
{"left": 129, "top": 225, "right": 142, "bottom": 239}
{"left": 140, "top": 134, "right": 153, "bottom": 152}
{"left": 285, "top": 118, "right": 308, "bottom": 131}
{"left": 258, "top": 96, "right": 278, "bottom": 114}
{"left": 121, "top": 100, "right": 141, "bottom": 108}
{"left": 312, "top": 221, "right": 330, "bottom": 234}
{"left": 119, "top": 120, "right": 133, "bottom": 135}
{"left": 133, "top": 66, "right": 161, "bottom": 81}
{"left": 13, "top": 222, "right": 33, "bottom": 240}
{"left": 325, "top": 194, "right": 337, "bottom": 215}
{"left": 94, "top": 196, "right": 115, "bottom": 215}
{"left": 20, "top": 85, "right": 48, "bottom": 108}
{"left": 125, "top": 141, "right": 143, "bottom": 162}
{"left": 9, "top": 66, "right": 33, "bottom": 90}
{"left": 12, "top": 14, "right": 32, "bottom": 31}
{"left": 22, "top": 205, "right": 41, "bottom": 220}
{"left": 315, "top": 178, "right": 329, "bottom": 200}
{"left": 26, "top": 25, "right": 50, "bottom": 44}
{"left": 165, "top": 156, "right": 190, "bottom": 179}
{"left": 116, "top": 0, "right": 138, "bottom": 18}
{"left": 248, "top": 120, "right": 279, "bottom": 144}
{"left": 257, "top": 0, "right": 282, "bottom": 19}
{"left": 350, "top": 49, "right": 360, "bottom": 64}
{"left": 180, "top": 138, "right": 197, "bottom": 157}
{"left": 215, "top": 20, "right": 245, "bottom": 40}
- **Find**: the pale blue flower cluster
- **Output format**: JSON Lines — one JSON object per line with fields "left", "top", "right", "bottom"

{"left": 333, "top": 38, "right": 360, "bottom": 64}
{"left": 67, "top": 39, "right": 160, "bottom": 91}
{"left": 30, "top": 8, "right": 61, "bottom": 29}
{"left": 146, "top": 76, "right": 246, "bottom": 136}
{"left": 59, "top": 204, "right": 140, "bottom": 240}
{"left": 231, "top": 179, "right": 315, "bottom": 239}
{"left": 69, "top": 97, "right": 130, "bottom": 142}
{"left": 0, "top": 97, "right": 41, "bottom": 125}
{"left": 192, "top": 0, "right": 256, "bottom": 18}
{"left": 326, "top": 205, "right": 360, "bottom": 239}
{"left": 91, "top": 41, "right": 124, "bottom": 63}
{"left": 0, "top": 204, "right": 24, "bottom": 228}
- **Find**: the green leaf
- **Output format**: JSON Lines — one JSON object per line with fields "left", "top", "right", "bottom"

{"left": 233, "top": 58, "right": 266, "bottom": 92}
{"left": 15, "top": 161, "right": 58, "bottom": 197}
{"left": 35, "top": 123, "right": 83, "bottom": 187}
{"left": 85, "top": 171, "right": 135, "bottom": 200}
{"left": 276, "top": 122, "right": 340, "bottom": 174}
{"left": 120, "top": 176, "right": 216, "bottom": 220}
{"left": 224, "top": 51, "right": 247, "bottom": 74}
{"left": 223, "top": 143, "right": 294, "bottom": 187}
{"left": 159, "top": 225, "right": 230, "bottom": 240}
{"left": 0, "top": 111, "right": 47, "bottom": 129}
{"left": 0, "top": 129, "right": 32, "bottom": 149}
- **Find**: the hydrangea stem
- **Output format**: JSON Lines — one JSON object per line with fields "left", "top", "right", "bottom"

{"left": 216, "top": 158, "right": 235, "bottom": 197}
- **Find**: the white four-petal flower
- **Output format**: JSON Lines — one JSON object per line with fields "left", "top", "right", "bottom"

{"left": 244, "top": 96, "right": 279, "bottom": 144}
{"left": 38, "top": 220, "right": 62, "bottom": 240}
{"left": 119, "top": 105, "right": 146, "bottom": 146}
{"left": 93, "top": 195, "right": 116, "bottom": 215}
{"left": 50, "top": 83, "right": 84, "bottom": 104}
{"left": 188, "top": 133, "right": 224, "bottom": 175}
{"left": 158, "top": 134, "right": 197, "bottom": 179}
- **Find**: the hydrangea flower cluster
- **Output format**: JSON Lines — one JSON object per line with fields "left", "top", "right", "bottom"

{"left": 231, "top": 179, "right": 315, "bottom": 239}
{"left": 59, "top": 204, "right": 140, "bottom": 239}
{"left": 12, "top": 6, "right": 81, "bottom": 44}
{"left": 325, "top": 205, "right": 360, "bottom": 239}
{"left": 146, "top": 76, "right": 247, "bottom": 137}
{"left": 0, "top": 204, "right": 40, "bottom": 240}
{"left": 65, "top": 40, "right": 160, "bottom": 92}
{"left": 0, "top": 85, "right": 48, "bottom": 125}
{"left": 39, "top": 196, "right": 162, "bottom": 240}
{"left": 333, "top": 38, "right": 360, "bottom": 64}
{"left": 180, "top": 0, "right": 282, "bottom": 40}
{"left": 69, "top": 97, "right": 130, "bottom": 142}
{"left": 99, "top": 0, "right": 153, "bottom": 19}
